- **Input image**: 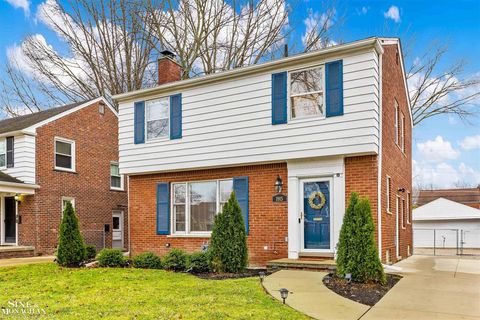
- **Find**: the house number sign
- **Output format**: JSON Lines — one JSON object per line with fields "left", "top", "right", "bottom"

{"left": 273, "top": 194, "right": 287, "bottom": 202}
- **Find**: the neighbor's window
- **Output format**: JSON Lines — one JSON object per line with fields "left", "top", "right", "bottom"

{"left": 394, "top": 100, "right": 399, "bottom": 145}
{"left": 0, "top": 139, "right": 5, "bottom": 168}
{"left": 386, "top": 176, "right": 391, "bottom": 213}
{"left": 61, "top": 196, "right": 75, "bottom": 215}
{"left": 110, "top": 162, "right": 123, "bottom": 190}
{"left": 402, "top": 198, "right": 406, "bottom": 229}
{"left": 55, "top": 138, "right": 75, "bottom": 171}
{"left": 407, "top": 192, "right": 411, "bottom": 224}
{"left": 290, "top": 66, "right": 324, "bottom": 119}
{"left": 172, "top": 179, "right": 233, "bottom": 235}
{"left": 146, "top": 97, "right": 169, "bottom": 140}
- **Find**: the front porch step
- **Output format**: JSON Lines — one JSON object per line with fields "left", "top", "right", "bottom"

{"left": 0, "top": 246, "right": 35, "bottom": 259}
{"left": 267, "top": 258, "right": 336, "bottom": 272}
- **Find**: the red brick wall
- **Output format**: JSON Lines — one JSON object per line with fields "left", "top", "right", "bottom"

{"left": 344, "top": 155, "right": 379, "bottom": 242}
{"left": 129, "top": 163, "right": 288, "bottom": 267}
{"left": 380, "top": 44, "right": 413, "bottom": 262}
{"left": 17, "top": 101, "right": 128, "bottom": 254}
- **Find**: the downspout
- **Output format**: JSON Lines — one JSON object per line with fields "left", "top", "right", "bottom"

{"left": 377, "top": 49, "right": 383, "bottom": 260}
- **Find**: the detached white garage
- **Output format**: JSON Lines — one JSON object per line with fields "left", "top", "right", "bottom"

{"left": 413, "top": 198, "right": 480, "bottom": 254}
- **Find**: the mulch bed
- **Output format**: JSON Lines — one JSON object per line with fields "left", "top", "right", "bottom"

{"left": 323, "top": 273, "right": 402, "bottom": 306}
{"left": 193, "top": 269, "right": 268, "bottom": 280}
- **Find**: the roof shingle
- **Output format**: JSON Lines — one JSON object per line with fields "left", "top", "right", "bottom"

{"left": 0, "top": 171, "right": 24, "bottom": 184}
{"left": 0, "top": 101, "right": 88, "bottom": 135}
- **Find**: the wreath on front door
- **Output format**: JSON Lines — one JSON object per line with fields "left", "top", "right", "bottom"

{"left": 308, "top": 191, "right": 326, "bottom": 210}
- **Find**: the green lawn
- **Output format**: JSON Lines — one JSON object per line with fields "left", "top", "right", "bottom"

{"left": 0, "top": 263, "right": 308, "bottom": 320}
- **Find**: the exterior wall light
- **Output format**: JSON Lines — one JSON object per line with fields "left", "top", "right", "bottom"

{"left": 275, "top": 175, "right": 283, "bottom": 194}
{"left": 398, "top": 187, "right": 406, "bottom": 193}
{"left": 279, "top": 288, "right": 289, "bottom": 304}
{"left": 259, "top": 271, "right": 266, "bottom": 283}
{"left": 14, "top": 195, "right": 22, "bottom": 202}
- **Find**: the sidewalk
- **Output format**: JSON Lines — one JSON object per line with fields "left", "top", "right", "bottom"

{"left": 263, "top": 270, "right": 369, "bottom": 320}
{"left": 0, "top": 256, "right": 55, "bottom": 267}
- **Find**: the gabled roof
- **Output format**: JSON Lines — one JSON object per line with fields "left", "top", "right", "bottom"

{"left": 413, "top": 197, "right": 480, "bottom": 221}
{"left": 414, "top": 188, "right": 480, "bottom": 207}
{"left": 0, "top": 101, "right": 87, "bottom": 135}
{"left": 0, "top": 171, "right": 23, "bottom": 184}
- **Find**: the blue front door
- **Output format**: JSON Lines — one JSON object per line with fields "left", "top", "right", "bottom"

{"left": 303, "top": 181, "right": 330, "bottom": 250}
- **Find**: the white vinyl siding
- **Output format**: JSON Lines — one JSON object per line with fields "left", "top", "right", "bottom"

{"left": 3, "top": 135, "right": 36, "bottom": 184}
{"left": 118, "top": 50, "right": 380, "bottom": 175}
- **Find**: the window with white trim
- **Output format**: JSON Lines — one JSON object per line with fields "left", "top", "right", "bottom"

{"left": 110, "top": 162, "right": 123, "bottom": 190}
{"left": 0, "top": 138, "right": 5, "bottom": 168}
{"left": 146, "top": 97, "right": 169, "bottom": 140}
{"left": 402, "top": 198, "right": 406, "bottom": 229}
{"left": 394, "top": 100, "right": 399, "bottom": 145}
{"left": 400, "top": 113, "right": 405, "bottom": 152}
{"left": 290, "top": 66, "right": 325, "bottom": 119}
{"left": 407, "top": 192, "right": 411, "bottom": 224}
{"left": 172, "top": 179, "right": 233, "bottom": 235}
{"left": 386, "top": 176, "right": 391, "bottom": 213}
{"left": 55, "top": 138, "right": 75, "bottom": 171}
{"left": 61, "top": 197, "right": 75, "bottom": 215}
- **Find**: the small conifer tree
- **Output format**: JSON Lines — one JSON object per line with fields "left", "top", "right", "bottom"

{"left": 210, "top": 192, "right": 248, "bottom": 273}
{"left": 336, "top": 193, "right": 386, "bottom": 284}
{"left": 56, "top": 201, "right": 86, "bottom": 267}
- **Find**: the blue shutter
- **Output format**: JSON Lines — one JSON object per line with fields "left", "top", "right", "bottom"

{"left": 271, "top": 72, "right": 287, "bottom": 124}
{"left": 233, "top": 176, "right": 249, "bottom": 235}
{"left": 325, "top": 60, "right": 344, "bottom": 117}
{"left": 156, "top": 183, "right": 170, "bottom": 235}
{"left": 170, "top": 93, "right": 182, "bottom": 139}
{"left": 134, "top": 101, "right": 145, "bottom": 144}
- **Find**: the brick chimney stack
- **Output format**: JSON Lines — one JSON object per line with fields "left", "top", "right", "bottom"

{"left": 158, "top": 50, "right": 182, "bottom": 85}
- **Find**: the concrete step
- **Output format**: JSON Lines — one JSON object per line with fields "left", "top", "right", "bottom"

{"left": 0, "top": 246, "right": 35, "bottom": 259}
{"left": 267, "top": 258, "right": 336, "bottom": 272}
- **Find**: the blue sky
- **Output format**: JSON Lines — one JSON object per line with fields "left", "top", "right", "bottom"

{"left": 1, "top": 0, "right": 479, "bottom": 188}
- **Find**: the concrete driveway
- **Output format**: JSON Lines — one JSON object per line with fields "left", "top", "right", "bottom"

{"left": 363, "top": 255, "right": 480, "bottom": 320}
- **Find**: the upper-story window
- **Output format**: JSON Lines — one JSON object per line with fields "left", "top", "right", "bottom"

{"left": 394, "top": 100, "right": 399, "bottom": 145}
{"left": 400, "top": 113, "right": 405, "bottom": 153}
{"left": 172, "top": 179, "right": 233, "bottom": 235}
{"left": 55, "top": 137, "right": 75, "bottom": 172}
{"left": 386, "top": 176, "right": 391, "bottom": 213}
{"left": 110, "top": 162, "right": 124, "bottom": 191}
{"left": 0, "top": 139, "right": 5, "bottom": 168}
{"left": 290, "top": 66, "right": 325, "bottom": 119}
{"left": 146, "top": 97, "right": 169, "bottom": 140}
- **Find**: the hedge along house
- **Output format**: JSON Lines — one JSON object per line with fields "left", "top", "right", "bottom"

{"left": 114, "top": 37, "right": 413, "bottom": 267}
{"left": 0, "top": 98, "right": 128, "bottom": 258}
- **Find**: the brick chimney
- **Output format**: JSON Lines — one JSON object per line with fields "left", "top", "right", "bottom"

{"left": 157, "top": 50, "right": 182, "bottom": 85}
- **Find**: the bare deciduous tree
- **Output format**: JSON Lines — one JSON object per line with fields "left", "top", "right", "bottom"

{"left": 406, "top": 42, "right": 480, "bottom": 126}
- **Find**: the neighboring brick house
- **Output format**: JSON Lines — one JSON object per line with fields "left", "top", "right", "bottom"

{"left": 114, "top": 37, "right": 412, "bottom": 267}
{"left": 414, "top": 188, "right": 480, "bottom": 209}
{"left": 0, "top": 98, "right": 128, "bottom": 258}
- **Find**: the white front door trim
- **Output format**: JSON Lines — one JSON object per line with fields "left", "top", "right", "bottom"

{"left": 287, "top": 156, "right": 345, "bottom": 260}
{"left": 0, "top": 195, "right": 18, "bottom": 246}
{"left": 112, "top": 211, "right": 124, "bottom": 249}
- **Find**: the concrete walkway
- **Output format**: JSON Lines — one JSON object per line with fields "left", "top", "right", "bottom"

{"left": 363, "top": 255, "right": 480, "bottom": 320}
{"left": 263, "top": 270, "right": 369, "bottom": 320}
{"left": 264, "top": 255, "right": 480, "bottom": 320}
{"left": 0, "top": 256, "right": 55, "bottom": 267}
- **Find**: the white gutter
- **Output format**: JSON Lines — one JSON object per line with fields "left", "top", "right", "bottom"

{"left": 113, "top": 37, "right": 384, "bottom": 103}
{"left": 377, "top": 47, "right": 383, "bottom": 260}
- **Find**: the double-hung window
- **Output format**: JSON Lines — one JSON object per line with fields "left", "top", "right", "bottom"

{"left": 61, "top": 196, "right": 75, "bottom": 216}
{"left": 290, "top": 66, "right": 325, "bottom": 119}
{"left": 172, "top": 179, "right": 233, "bottom": 235}
{"left": 146, "top": 97, "right": 169, "bottom": 140}
{"left": 394, "top": 100, "right": 399, "bottom": 145}
{"left": 386, "top": 176, "right": 391, "bottom": 213}
{"left": 400, "top": 114, "right": 405, "bottom": 153}
{"left": 402, "top": 198, "right": 406, "bottom": 229}
{"left": 110, "top": 162, "right": 123, "bottom": 190}
{"left": 0, "top": 139, "right": 5, "bottom": 168}
{"left": 55, "top": 138, "right": 75, "bottom": 171}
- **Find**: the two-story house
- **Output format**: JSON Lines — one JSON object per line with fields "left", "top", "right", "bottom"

{"left": 114, "top": 37, "right": 412, "bottom": 267}
{"left": 0, "top": 98, "right": 128, "bottom": 258}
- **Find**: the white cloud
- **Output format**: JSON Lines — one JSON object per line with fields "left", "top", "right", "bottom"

{"left": 302, "top": 9, "right": 337, "bottom": 50}
{"left": 384, "top": 5, "right": 400, "bottom": 23}
{"left": 357, "top": 6, "right": 368, "bottom": 15}
{"left": 459, "top": 135, "right": 480, "bottom": 150}
{"left": 413, "top": 161, "right": 480, "bottom": 188}
{"left": 4, "top": 0, "right": 30, "bottom": 16}
{"left": 417, "top": 136, "right": 460, "bottom": 162}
